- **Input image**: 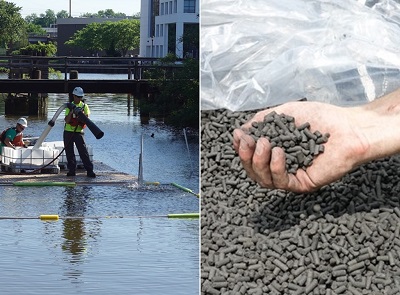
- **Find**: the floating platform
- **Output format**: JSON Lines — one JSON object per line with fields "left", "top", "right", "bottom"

{"left": 1, "top": 163, "right": 60, "bottom": 174}
{"left": 0, "top": 143, "right": 94, "bottom": 174}
{"left": 0, "top": 160, "right": 137, "bottom": 186}
{"left": 41, "top": 141, "right": 94, "bottom": 170}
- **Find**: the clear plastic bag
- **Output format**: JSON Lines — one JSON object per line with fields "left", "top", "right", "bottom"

{"left": 201, "top": 0, "right": 400, "bottom": 111}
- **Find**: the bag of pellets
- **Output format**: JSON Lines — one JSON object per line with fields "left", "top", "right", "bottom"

{"left": 201, "top": 0, "right": 400, "bottom": 112}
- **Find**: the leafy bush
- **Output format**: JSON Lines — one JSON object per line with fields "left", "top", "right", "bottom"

{"left": 11, "top": 42, "right": 57, "bottom": 56}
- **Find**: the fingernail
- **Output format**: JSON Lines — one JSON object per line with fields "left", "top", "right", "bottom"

{"left": 255, "top": 140, "right": 264, "bottom": 155}
{"left": 240, "top": 136, "right": 249, "bottom": 151}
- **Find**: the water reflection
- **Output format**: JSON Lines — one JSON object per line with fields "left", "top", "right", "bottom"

{"left": 137, "top": 217, "right": 144, "bottom": 253}
{"left": 60, "top": 186, "right": 101, "bottom": 282}
{"left": 62, "top": 187, "right": 88, "bottom": 257}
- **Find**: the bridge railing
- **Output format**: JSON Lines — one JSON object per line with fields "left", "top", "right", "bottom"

{"left": 0, "top": 56, "right": 183, "bottom": 80}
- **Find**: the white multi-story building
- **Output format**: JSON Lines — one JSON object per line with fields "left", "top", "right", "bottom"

{"left": 140, "top": 0, "right": 199, "bottom": 58}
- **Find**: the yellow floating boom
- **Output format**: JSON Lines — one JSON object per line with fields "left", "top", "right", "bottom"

{"left": 0, "top": 213, "right": 199, "bottom": 221}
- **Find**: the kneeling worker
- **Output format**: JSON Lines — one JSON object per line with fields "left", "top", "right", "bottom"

{"left": 64, "top": 87, "right": 96, "bottom": 178}
{"left": 0, "top": 117, "right": 28, "bottom": 155}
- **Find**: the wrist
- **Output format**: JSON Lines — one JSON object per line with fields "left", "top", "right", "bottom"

{"left": 354, "top": 90, "right": 400, "bottom": 164}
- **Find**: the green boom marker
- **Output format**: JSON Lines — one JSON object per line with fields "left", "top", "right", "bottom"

{"left": 167, "top": 213, "right": 199, "bottom": 219}
{"left": 171, "top": 182, "right": 199, "bottom": 197}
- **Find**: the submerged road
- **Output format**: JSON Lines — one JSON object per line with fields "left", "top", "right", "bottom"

{"left": 0, "top": 161, "right": 138, "bottom": 186}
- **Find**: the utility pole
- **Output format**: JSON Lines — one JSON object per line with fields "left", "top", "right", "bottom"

{"left": 69, "top": 0, "right": 72, "bottom": 17}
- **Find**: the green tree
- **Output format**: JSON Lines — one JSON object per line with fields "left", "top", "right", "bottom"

{"left": 141, "top": 24, "right": 199, "bottom": 127}
{"left": 26, "top": 10, "right": 68, "bottom": 25}
{"left": 65, "top": 19, "right": 140, "bottom": 57}
{"left": 81, "top": 9, "right": 127, "bottom": 18}
{"left": 65, "top": 22, "right": 103, "bottom": 55}
{"left": 0, "top": 1, "right": 27, "bottom": 50}
{"left": 179, "top": 24, "right": 199, "bottom": 59}
{"left": 36, "top": 9, "right": 56, "bottom": 27}
{"left": 26, "top": 23, "right": 46, "bottom": 35}
{"left": 25, "top": 13, "right": 38, "bottom": 24}
{"left": 56, "top": 10, "right": 69, "bottom": 19}
{"left": 104, "top": 20, "right": 140, "bottom": 56}
{"left": 143, "top": 54, "right": 199, "bottom": 128}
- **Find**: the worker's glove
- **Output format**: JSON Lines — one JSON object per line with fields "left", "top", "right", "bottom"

{"left": 73, "top": 107, "right": 83, "bottom": 115}
{"left": 67, "top": 102, "right": 76, "bottom": 110}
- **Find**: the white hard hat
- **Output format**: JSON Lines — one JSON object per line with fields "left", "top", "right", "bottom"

{"left": 72, "top": 87, "right": 84, "bottom": 97}
{"left": 17, "top": 117, "right": 28, "bottom": 127}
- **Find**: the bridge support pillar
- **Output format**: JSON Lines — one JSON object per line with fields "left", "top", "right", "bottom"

{"left": 4, "top": 68, "right": 49, "bottom": 116}
{"left": 5, "top": 93, "right": 48, "bottom": 116}
{"left": 70, "top": 70, "right": 78, "bottom": 80}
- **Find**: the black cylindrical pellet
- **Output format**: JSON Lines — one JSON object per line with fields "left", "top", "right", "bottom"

{"left": 305, "top": 279, "right": 318, "bottom": 294}
{"left": 334, "top": 285, "right": 347, "bottom": 294}
{"left": 297, "top": 122, "right": 310, "bottom": 130}
{"left": 215, "top": 257, "right": 230, "bottom": 268}
{"left": 348, "top": 261, "right": 365, "bottom": 273}
{"left": 273, "top": 259, "right": 289, "bottom": 272}
{"left": 201, "top": 109, "right": 400, "bottom": 295}
{"left": 246, "top": 112, "right": 328, "bottom": 173}
{"left": 348, "top": 285, "right": 363, "bottom": 295}
{"left": 303, "top": 128, "right": 317, "bottom": 140}
{"left": 332, "top": 269, "right": 346, "bottom": 277}
{"left": 309, "top": 139, "right": 316, "bottom": 155}
{"left": 204, "top": 285, "right": 220, "bottom": 295}
{"left": 349, "top": 276, "right": 366, "bottom": 289}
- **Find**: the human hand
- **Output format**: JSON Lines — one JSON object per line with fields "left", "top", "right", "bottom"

{"left": 73, "top": 107, "right": 83, "bottom": 115}
{"left": 67, "top": 102, "right": 76, "bottom": 110}
{"left": 233, "top": 101, "right": 370, "bottom": 193}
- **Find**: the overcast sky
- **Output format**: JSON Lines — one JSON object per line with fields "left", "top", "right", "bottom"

{"left": 12, "top": 0, "right": 141, "bottom": 17}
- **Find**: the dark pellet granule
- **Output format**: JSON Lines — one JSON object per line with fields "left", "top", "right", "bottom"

{"left": 201, "top": 109, "right": 400, "bottom": 295}
{"left": 246, "top": 111, "right": 329, "bottom": 172}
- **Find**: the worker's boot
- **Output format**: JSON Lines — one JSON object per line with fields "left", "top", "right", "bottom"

{"left": 87, "top": 171, "right": 96, "bottom": 178}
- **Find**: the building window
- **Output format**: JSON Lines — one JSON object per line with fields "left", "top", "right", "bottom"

{"left": 184, "top": 0, "right": 196, "bottom": 13}
{"left": 161, "top": 3, "right": 164, "bottom": 15}
{"left": 169, "top": 1, "right": 173, "bottom": 14}
{"left": 174, "top": 0, "right": 177, "bottom": 13}
{"left": 160, "top": 24, "right": 164, "bottom": 37}
{"left": 154, "top": 0, "right": 160, "bottom": 16}
{"left": 151, "top": 0, "right": 160, "bottom": 37}
{"left": 165, "top": 2, "right": 168, "bottom": 14}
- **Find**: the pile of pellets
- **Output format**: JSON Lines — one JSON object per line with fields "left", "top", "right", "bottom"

{"left": 247, "top": 111, "right": 329, "bottom": 173}
{"left": 201, "top": 109, "right": 400, "bottom": 295}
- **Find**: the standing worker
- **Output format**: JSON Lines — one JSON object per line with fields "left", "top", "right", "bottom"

{"left": 0, "top": 117, "right": 28, "bottom": 154}
{"left": 64, "top": 87, "right": 96, "bottom": 178}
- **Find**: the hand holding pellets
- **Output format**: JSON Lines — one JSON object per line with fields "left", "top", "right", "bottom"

{"left": 233, "top": 100, "right": 378, "bottom": 193}
{"left": 247, "top": 111, "right": 329, "bottom": 174}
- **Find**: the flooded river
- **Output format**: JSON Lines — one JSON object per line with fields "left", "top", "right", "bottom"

{"left": 0, "top": 82, "right": 199, "bottom": 295}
